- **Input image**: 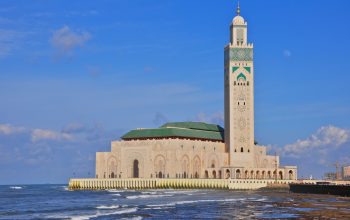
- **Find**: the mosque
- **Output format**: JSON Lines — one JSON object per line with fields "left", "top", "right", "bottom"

{"left": 95, "top": 4, "right": 297, "bottom": 181}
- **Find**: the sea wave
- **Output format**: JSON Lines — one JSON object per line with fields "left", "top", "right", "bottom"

{"left": 96, "top": 205, "right": 119, "bottom": 209}
{"left": 141, "top": 191, "right": 158, "bottom": 195}
{"left": 146, "top": 198, "right": 246, "bottom": 208}
{"left": 10, "top": 186, "right": 22, "bottom": 190}
{"left": 107, "top": 189, "right": 124, "bottom": 193}
{"left": 164, "top": 190, "right": 202, "bottom": 194}
{"left": 126, "top": 194, "right": 173, "bottom": 199}
{"left": 70, "top": 208, "right": 138, "bottom": 220}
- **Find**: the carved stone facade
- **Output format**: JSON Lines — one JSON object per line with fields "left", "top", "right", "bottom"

{"left": 96, "top": 138, "right": 297, "bottom": 180}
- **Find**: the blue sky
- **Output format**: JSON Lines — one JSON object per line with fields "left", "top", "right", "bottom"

{"left": 0, "top": 0, "right": 350, "bottom": 184}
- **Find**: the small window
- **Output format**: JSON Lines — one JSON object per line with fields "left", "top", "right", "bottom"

{"left": 241, "top": 147, "right": 244, "bottom": 153}
{"left": 248, "top": 149, "right": 250, "bottom": 153}
{"left": 238, "top": 102, "right": 240, "bottom": 105}
{"left": 247, "top": 81, "right": 250, "bottom": 86}
{"left": 244, "top": 102, "right": 245, "bottom": 106}
{"left": 234, "top": 81, "right": 236, "bottom": 86}
{"left": 234, "top": 149, "right": 237, "bottom": 152}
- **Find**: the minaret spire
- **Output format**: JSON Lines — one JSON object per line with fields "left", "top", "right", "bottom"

{"left": 236, "top": 1, "right": 241, "bottom": 15}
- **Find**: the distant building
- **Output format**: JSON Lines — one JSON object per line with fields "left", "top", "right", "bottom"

{"left": 324, "top": 172, "right": 337, "bottom": 180}
{"left": 342, "top": 166, "right": 350, "bottom": 180}
{"left": 95, "top": 4, "right": 297, "bottom": 181}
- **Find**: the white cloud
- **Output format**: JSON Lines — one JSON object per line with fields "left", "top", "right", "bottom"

{"left": 0, "top": 29, "right": 23, "bottom": 58}
{"left": 62, "top": 122, "right": 88, "bottom": 134}
{"left": 31, "top": 129, "right": 74, "bottom": 142}
{"left": 283, "top": 125, "right": 349, "bottom": 158}
{"left": 283, "top": 49, "right": 292, "bottom": 58}
{"left": 50, "top": 25, "right": 91, "bottom": 55}
{"left": 0, "top": 124, "right": 26, "bottom": 135}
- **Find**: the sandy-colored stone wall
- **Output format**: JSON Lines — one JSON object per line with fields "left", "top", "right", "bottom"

{"left": 96, "top": 138, "right": 297, "bottom": 181}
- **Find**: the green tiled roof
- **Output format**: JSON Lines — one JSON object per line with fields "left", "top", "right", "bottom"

{"left": 161, "top": 122, "right": 224, "bottom": 132}
{"left": 121, "top": 122, "right": 224, "bottom": 142}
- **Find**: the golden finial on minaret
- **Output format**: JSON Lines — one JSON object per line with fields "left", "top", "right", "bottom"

{"left": 236, "top": 1, "right": 241, "bottom": 15}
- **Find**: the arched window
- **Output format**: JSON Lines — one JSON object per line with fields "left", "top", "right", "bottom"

{"left": 133, "top": 160, "right": 139, "bottom": 178}
{"left": 235, "top": 169, "right": 240, "bottom": 179}
{"left": 279, "top": 171, "right": 283, "bottom": 180}
{"left": 212, "top": 170, "right": 217, "bottom": 179}
{"left": 205, "top": 170, "right": 209, "bottom": 179}
{"left": 226, "top": 169, "right": 231, "bottom": 179}
{"left": 195, "top": 172, "right": 199, "bottom": 179}
{"left": 241, "top": 147, "right": 244, "bottom": 153}
{"left": 211, "top": 161, "right": 215, "bottom": 168}
{"left": 289, "top": 170, "right": 294, "bottom": 180}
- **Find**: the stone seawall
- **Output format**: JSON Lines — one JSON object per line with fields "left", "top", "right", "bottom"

{"left": 69, "top": 178, "right": 296, "bottom": 190}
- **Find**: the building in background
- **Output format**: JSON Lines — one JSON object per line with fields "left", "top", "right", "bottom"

{"left": 342, "top": 166, "right": 350, "bottom": 180}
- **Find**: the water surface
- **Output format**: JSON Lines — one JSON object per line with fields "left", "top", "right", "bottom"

{"left": 0, "top": 185, "right": 349, "bottom": 219}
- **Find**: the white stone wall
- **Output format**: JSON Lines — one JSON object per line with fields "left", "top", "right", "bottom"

{"left": 96, "top": 138, "right": 297, "bottom": 180}
{"left": 96, "top": 139, "right": 229, "bottom": 179}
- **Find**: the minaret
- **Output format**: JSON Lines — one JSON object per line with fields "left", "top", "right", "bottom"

{"left": 224, "top": 2, "right": 255, "bottom": 168}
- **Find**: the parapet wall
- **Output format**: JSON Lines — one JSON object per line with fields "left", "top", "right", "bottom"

{"left": 69, "top": 178, "right": 296, "bottom": 190}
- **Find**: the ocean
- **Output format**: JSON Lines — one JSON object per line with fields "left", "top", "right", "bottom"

{"left": 0, "top": 184, "right": 349, "bottom": 219}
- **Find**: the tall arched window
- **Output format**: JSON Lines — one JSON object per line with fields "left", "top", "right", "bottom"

{"left": 133, "top": 160, "right": 139, "bottom": 178}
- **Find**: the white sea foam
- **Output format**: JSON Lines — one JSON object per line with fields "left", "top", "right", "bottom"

{"left": 107, "top": 189, "right": 124, "bottom": 193}
{"left": 252, "top": 198, "right": 267, "bottom": 202}
{"left": 126, "top": 194, "right": 173, "bottom": 199}
{"left": 164, "top": 190, "right": 203, "bottom": 195}
{"left": 147, "top": 198, "right": 245, "bottom": 208}
{"left": 121, "top": 217, "right": 143, "bottom": 220}
{"left": 141, "top": 191, "right": 157, "bottom": 195}
{"left": 112, "top": 193, "right": 121, "bottom": 196}
{"left": 10, "top": 186, "right": 22, "bottom": 189}
{"left": 96, "top": 205, "right": 119, "bottom": 209}
{"left": 69, "top": 207, "right": 138, "bottom": 220}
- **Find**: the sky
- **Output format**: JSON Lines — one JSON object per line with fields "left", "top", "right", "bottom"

{"left": 0, "top": 0, "right": 350, "bottom": 184}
